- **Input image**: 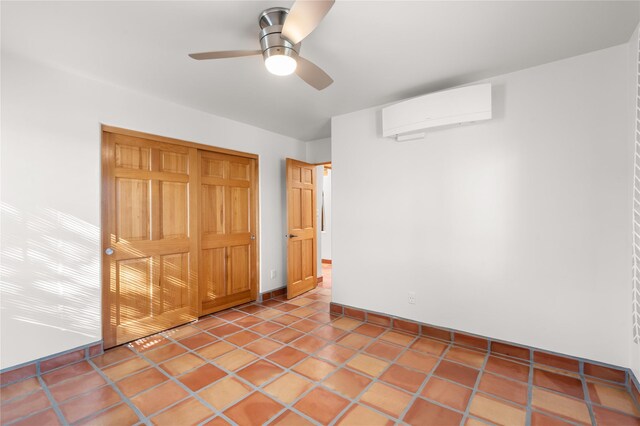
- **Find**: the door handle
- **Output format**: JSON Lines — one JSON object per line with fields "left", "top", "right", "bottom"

{"left": 288, "top": 234, "right": 298, "bottom": 239}
{"left": 105, "top": 248, "right": 114, "bottom": 256}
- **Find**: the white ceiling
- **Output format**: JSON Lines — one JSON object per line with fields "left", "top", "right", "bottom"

{"left": 2, "top": 1, "right": 639, "bottom": 141}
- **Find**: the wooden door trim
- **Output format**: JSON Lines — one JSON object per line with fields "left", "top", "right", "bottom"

{"left": 101, "top": 126, "right": 260, "bottom": 347}
{"left": 101, "top": 124, "right": 259, "bottom": 160}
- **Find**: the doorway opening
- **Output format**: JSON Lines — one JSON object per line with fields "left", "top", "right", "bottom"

{"left": 318, "top": 163, "right": 332, "bottom": 289}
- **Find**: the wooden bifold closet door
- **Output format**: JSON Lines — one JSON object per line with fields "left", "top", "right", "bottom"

{"left": 102, "top": 126, "right": 258, "bottom": 348}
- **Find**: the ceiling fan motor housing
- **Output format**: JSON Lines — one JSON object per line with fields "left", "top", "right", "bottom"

{"left": 258, "top": 7, "right": 300, "bottom": 62}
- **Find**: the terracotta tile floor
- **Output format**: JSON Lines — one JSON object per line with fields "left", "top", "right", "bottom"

{"left": 3, "top": 281, "right": 640, "bottom": 424}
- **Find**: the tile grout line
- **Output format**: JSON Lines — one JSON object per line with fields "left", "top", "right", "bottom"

{"left": 525, "top": 349, "right": 534, "bottom": 426}
{"left": 459, "top": 345, "right": 491, "bottom": 426}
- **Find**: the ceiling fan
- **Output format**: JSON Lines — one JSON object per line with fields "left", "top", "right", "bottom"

{"left": 189, "top": 0, "right": 335, "bottom": 91}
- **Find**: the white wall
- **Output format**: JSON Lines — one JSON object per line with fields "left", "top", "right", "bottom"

{"left": 332, "top": 45, "right": 632, "bottom": 367}
{"left": 306, "top": 138, "right": 331, "bottom": 164}
{"left": 0, "top": 52, "right": 306, "bottom": 369}
{"left": 321, "top": 169, "right": 332, "bottom": 260}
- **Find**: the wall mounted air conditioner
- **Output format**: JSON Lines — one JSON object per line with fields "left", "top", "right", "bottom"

{"left": 382, "top": 83, "right": 492, "bottom": 141}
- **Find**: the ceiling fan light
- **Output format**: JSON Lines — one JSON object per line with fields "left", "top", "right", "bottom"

{"left": 265, "top": 54, "right": 297, "bottom": 76}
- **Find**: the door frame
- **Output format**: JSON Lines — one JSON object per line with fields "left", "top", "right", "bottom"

{"left": 101, "top": 124, "right": 260, "bottom": 347}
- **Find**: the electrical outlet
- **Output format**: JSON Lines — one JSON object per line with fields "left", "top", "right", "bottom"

{"left": 408, "top": 292, "right": 416, "bottom": 304}
{"left": 270, "top": 270, "right": 277, "bottom": 279}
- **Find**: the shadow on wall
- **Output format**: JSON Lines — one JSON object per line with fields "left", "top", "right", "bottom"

{"left": 1, "top": 202, "right": 101, "bottom": 346}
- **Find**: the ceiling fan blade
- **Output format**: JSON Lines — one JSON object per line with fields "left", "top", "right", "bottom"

{"left": 295, "top": 56, "right": 333, "bottom": 90}
{"left": 188, "top": 50, "right": 262, "bottom": 60}
{"left": 281, "top": 0, "right": 335, "bottom": 45}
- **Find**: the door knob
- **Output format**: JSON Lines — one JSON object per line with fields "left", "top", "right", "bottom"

{"left": 105, "top": 248, "right": 114, "bottom": 256}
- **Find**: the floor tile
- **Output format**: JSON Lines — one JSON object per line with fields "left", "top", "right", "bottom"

{"left": 226, "top": 330, "right": 261, "bottom": 347}
{"left": 130, "top": 381, "right": 188, "bottom": 417}
{"left": 445, "top": 346, "right": 486, "bottom": 368}
{"left": 164, "top": 324, "right": 201, "bottom": 340}
{"left": 290, "top": 319, "right": 322, "bottom": 333}
{"left": 251, "top": 321, "right": 284, "bottom": 335}
{"left": 588, "top": 382, "right": 640, "bottom": 417}
{"left": 338, "top": 333, "right": 373, "bottom": 350}
{"left": 245, "top": 338, "right": 282, "bottom": 356}
{"left": 531, "top": 387, "right": 591, "bottom": 424}
{"left": 11, "top": 408, "right": 62, "bottom": 426}
{"left": 0, "top": 377, "right": 41, "bottom": 403}
{"left": 533, "top": 368, "right": 584, "bottom": 399}
{"left": 271, "top": 410, "right": 315, "bottom": 426}
{"left": 130, "top": 335, "right": 170, "bottom": 353}
{"left": 267, "top": 346, "right": 308, "bottom": 368}
{"left": 264, "top": 372, "right": 314, "bottom": 404}
{"left": 195, "top": 316, "right": 225, "bottom": 330}
{"left": 403, "top": 397, "right": 463, "bottom": 425}
{"left": 410, "top": 337, "right": 448, "bottom": 356}
{"left": 273, "top": 302, "right": 299, "bottom": 312}
{"left": 293, "top": 357, "right": 337, "bottom": 381}
{"left": 380, "top": 364, "right": 426, "bottom": 393}
{"left": 484, "top": 356, "right": 530, "bottom": 382}
{"left": 290, "top": 334, "right": 327, "bottom": 353}
{"left": 365, "top": 341, "right": 403, "bottom": 361}
{"left": 294, "top": 387, "right": 350, "bottom": 424}
{"left": 354, "top": 323, "right": 386, "bottom": 338}
{"left": 145, "top": 343, "right": 188, "bottom": 363}
{"left": 469, "top": 393, "right": 526, "bottom": 426}
{"left": 214, "top": 349, "right": 257, "bottom": 371}
{"left": 179, "top": 333, "right": 217, "bottom": 350}
{"left": 421, "top": 376, "right": 472, "bottom": 411}
{"left": 49, "top": 371, "right": 106, "bottom": 403}
{"left": 313, "top": 325, "right": 347, "bottom": 341}
{"left": 90, "top": 346, "right": 135, "bottom": 368}
{"left": 271, "top": 328, "right": 304, "bottom": 343}
{"left": 289, "top": 307, "right": 317, "bottom": 318}
{"left": 42, "top": 361, "right": 94, "bottom": 386}
{"left": 178, "top": 363, "right": 226, "bottom": 391}
{"left": 116, "top": 367, "right": 168, "bottom": 398}
{"left": 380, "top": 330, "right": 414, "bottom": 346}
{"left": 434, "top": 360, "right": 479, "bottom": 387}
{"left": 217, "top": 310, "right": 246, "bottom": 322}
{"left": 235, "top": 315, "right": 264, "bottom": 328}
{"left": 202, "top": 417, "right": 232, "bottom": 426}
{"left": 347, "top": 354, "right": 390, "bottom": 377}
{"left": 150, "top": 397, "right": 214, "bottom": 426}
{"left": 237, "top": 360, "right": 283, "bottom": 386}
{"left": 60, "top": 385, "right": 121, "bottom": 423}
{"left": 530, "top": 411, "right": 577, "bottom": 426}
{"left": 198, "top": 377, "right": 252, "bottom": 410}
{"left": 255, "top": 308, "right": 282, "bottom": 320}
{"left": 208, "top": 323, "right": 243, "bottom": 337}
{"left": 75, "top": 403, "right": 139, "bottom": 426}
{"left": 333, "top": 317, "right": 363, "bottom": 330}
{"left": 159, "top": 353, "right": 205, "bottom": 376}
{"left": 592, "top": 405, "right": 640, "bottom": 426}
{"left": 396, "top": 350, "right": 439, "bottom": 374}
{"left": 336, "top": 404, "right": 395, "bottom": 426}
{"left": 323, "top": 368, "right": 372, "bottom": 399}
{"left": 102, "top": 357, "right": 152, "bottom": 382}
{"left": 224, "top": 392, "right": 284, "bottom": 426}
{"left": 360, "top": 382, "right": 413, "bottom": 418}
{"left": 196, "top": 341, "right": 235, "bottom": 360}
{"left": 478, "top": 372, "right": 528, "bottom": 406}
{"left": 316, "top": 344, "right": 356, "bottom": 364}
{"left": 1, "top": 390, "right": 51, "bottom": 424}
{"left": 273, "top": 314, "right": 300, "bottom": 326}
{"left": 308, "top": 312, "right": 337, "bottom": 324}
